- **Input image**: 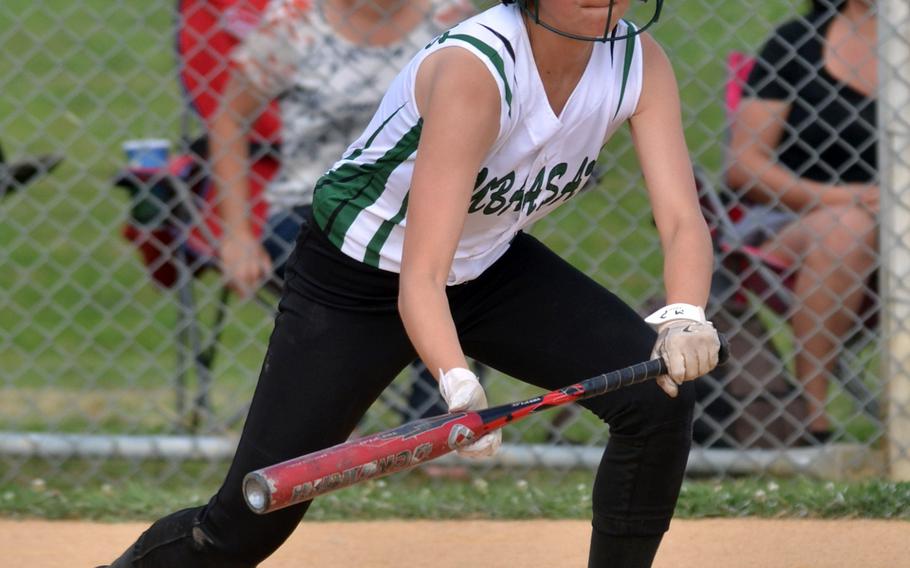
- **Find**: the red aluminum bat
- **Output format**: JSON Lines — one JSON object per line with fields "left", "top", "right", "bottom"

{"left": 243, "top": 338, "right": 729, "bottom": 514}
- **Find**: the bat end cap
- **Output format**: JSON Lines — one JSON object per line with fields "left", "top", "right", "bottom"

{"left": 243, "top": 474, "right": 271, "bottom": 514}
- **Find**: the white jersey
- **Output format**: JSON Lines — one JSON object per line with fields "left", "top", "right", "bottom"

{"left": 312, "top": 4, "right": 644, "bottom": 284}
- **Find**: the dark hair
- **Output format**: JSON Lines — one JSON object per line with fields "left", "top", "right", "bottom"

{"left": 810, "top": 0, "right": 847, "bottom": 14}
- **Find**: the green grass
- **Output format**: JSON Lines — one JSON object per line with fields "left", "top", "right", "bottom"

{"left": 1, "top": 461, "right": 908, "bottom": 521}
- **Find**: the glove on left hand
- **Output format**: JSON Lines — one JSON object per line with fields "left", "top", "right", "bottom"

{"left": 438, "top": 367, "right": 502, "bottom": 458}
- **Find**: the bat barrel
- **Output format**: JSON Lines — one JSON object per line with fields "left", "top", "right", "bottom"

{"left": 243, "top": 412, "right": 484, "bottom": 514}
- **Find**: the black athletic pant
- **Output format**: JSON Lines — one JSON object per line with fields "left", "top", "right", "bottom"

{"left": 111, "top": 217, "right": 694, "bottom": 567}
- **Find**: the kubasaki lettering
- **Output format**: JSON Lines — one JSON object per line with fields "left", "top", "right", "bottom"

{"left": 467, "top": 158, "right": 595, "bottom": 216}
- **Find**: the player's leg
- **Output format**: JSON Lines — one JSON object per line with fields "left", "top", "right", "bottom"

{"left": 106, "top": 221, "right": 417, "bottom": 567}
{"left": 452, "top": 232, "right": 694, "bottom": 568}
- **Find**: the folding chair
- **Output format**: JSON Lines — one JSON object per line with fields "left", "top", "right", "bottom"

{"left": 115, "top": 0, "right": 279, "bottom": 433}
{"left": 694, "top": 53, "right": 880, "bottom": 448}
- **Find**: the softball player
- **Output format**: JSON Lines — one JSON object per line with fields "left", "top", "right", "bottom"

{"left": 104, "top": 1, "right": 720, "bottom": 566}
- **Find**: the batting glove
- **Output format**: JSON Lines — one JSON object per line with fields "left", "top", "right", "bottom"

{"left": 439, "top": 367, "right": 501, "bottom": 459}
{"left": 645, "top": 303, "right": 720, "bottom": 398}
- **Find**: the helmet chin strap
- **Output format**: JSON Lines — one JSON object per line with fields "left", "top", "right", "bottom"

{"left": 519, "top": 0, "right": 662, "bottom": 44}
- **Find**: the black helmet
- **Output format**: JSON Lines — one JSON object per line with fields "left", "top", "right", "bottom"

{"left": 501, "top": 0, "right": 663, "bottom": 43}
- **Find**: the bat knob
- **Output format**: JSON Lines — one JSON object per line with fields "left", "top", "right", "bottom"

{"left": 243, "top": 473, "right": 271, "bottom": 514}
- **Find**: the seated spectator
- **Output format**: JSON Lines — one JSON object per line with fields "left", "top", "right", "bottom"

{"left": 211, "top": 0, "right": 475, "bottom": 423}
{"left": 726, "top": 0, "right": 877, "bottom": 443}
{"left": 214, "top": 0, "right": 474, "bottom": 292}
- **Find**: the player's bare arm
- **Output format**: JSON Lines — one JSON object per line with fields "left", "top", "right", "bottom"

{"left": 211, "top": 72, "right": 274, "bottom": 295}
{"left": 398, "top": 47, "right": 500, "bottom": 379}
{"left": 631, "top": 33, "right": 719, "bottom": 394}
{"left": 632, "top": 33, "right": 711, "bottom": 308}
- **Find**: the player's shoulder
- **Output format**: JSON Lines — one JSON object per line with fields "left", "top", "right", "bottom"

{"left": 419, "top": 4, "right": 521, "bottom": 102}
{"left": 633, "top": 30, "right": 678, "bottom": 115}
{"left": 426, "top": 4, "right": 521, "bottom": 71}
{"left": 417, "top": 7, "right": 517, "bottom": 115}
{"left": 637, "top": 31, "right": 671, "bottom": 73}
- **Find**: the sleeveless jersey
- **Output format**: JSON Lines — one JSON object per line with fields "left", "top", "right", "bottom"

{"left": 312, "top": 4, "right": 644, "bottom": 284}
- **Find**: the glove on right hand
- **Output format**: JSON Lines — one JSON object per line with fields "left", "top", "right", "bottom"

{"left": 439, "top": 367, "right": 501, "bottom": 459}
{"left": 645, "top": 303, "right": 720, "bottom": 398}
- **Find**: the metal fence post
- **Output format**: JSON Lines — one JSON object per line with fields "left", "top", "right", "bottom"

{"left": 880, "top": 0, "right": 910, "bottom": 481}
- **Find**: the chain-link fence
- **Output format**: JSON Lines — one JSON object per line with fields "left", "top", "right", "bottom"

{"left": 1, "top": 0, "right": 908, "bottom": 490}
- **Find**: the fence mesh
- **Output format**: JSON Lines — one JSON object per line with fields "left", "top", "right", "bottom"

{"left": 1, "top": 0, "right": 908, "bottom": 491}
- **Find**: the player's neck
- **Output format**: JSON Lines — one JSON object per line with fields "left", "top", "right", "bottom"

{"left": 524, "top": 15, "right": 595, "bottom": 117}
{"left": 524, "top": 15, "right": 593, "bottom": 82}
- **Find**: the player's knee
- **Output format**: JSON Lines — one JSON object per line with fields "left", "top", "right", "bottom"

{"left": 644, "top": 380, "right": 695, "bottom": 434}
{"left": 597, "top": 380, "right": 695, "bottom": 438}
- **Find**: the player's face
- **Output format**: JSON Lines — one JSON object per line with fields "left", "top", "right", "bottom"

{"left": 537, "top": 0, "right": 633, "bottom": 39}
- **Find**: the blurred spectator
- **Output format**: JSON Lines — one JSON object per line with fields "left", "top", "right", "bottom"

{"left": 214, "top": 0, "right": 473, "bottom": 291}
{"left": 211, "top": 0, "right": 475, "bottom": 423}
{"left": 726, "top": 0, "right": 877, "bottom": 444}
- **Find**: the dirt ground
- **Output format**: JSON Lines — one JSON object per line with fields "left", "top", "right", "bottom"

{"left": 3, "top": 518, "right": 908, "bottom": 567}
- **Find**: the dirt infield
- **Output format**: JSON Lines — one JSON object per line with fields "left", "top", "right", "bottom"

{"left": 3, "top": 518, "right": 907, "bottom": 567}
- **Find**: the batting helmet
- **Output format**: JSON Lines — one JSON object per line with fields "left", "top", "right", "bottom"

{"left": 501, "top": 0, "right": 663, "bottom": 43}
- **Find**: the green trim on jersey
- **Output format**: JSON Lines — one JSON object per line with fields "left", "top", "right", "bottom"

{"left": 613, "top": 22, "right": 638, "bottom": 120}
{"left": 344, "top": 103, "right": 407, "bottom": 162}
{"left": 313, "top": 119, "right": 424, "bottom": 252}
{"left": 436, "top": 32, "right": 513, "bottom": 114}
{"left": 363, "top": 193, "right": 409, "bottom": 267}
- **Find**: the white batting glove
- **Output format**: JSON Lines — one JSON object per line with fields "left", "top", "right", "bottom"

{"left": 439, "top": 367, "right": 501, "bottom": 459}
{"left": 645, "top": 303, "right": 721, "bottom": 398}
